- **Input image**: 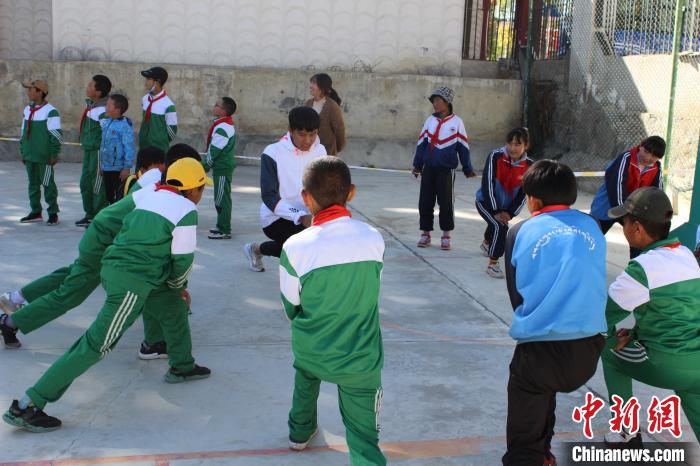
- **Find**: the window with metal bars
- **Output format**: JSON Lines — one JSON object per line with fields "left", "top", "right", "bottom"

{"left": 463, "top": 0, "right": 518, "bottom": 60}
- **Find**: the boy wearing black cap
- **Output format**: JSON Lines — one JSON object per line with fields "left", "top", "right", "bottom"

{"left": 602, "top": 187, "right": 700, "bottom": 445}
{"left": 412, "top": 86, "right": 475, "bottom": 251}
{"left": 139, "top": 66, "right": 177, "bottom": 153}
{"left": 19, "top": 79, "right": 63, "bottom": 225}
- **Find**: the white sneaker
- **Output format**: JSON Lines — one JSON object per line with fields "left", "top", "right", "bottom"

{"left": 243, "top": 243, "right": 265, "bottom": 272}
{"left": 486, "top": 262, "right": 504, "bottom": 279}
{"left": 289, "top": 427, "right": 319, "bottom": 451}
{"left": 480, "top": 241, "right": 490, "bottom": 257}
{"left": 0, "top": 293, "right": 23, "bottom": 314}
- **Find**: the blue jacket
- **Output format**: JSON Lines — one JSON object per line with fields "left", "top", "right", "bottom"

{"left": 504, "top": 207, "right": 607, "bottom": 343}
{"left": 100, "top": 117, "right": 136, "bottom": 172}
{"left": 412, "top": 113, "right": 473, "bottom": 174}
{"left": 476, "top": 148, "right": 532, "bottom": 214}
{"left": 590, "top": 146, "right": 662, "bottom": 221}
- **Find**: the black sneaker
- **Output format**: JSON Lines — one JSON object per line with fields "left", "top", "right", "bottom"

{"left": 209, "top": 228, "right": 221, "bottom": 235}
{"left": 20, "top": 212, "right": 42, "bottom": 223}
{"left": 208, "top": 231, "right": 232, "bottom": 240}
{"left": 74, "top": 217, "right": 91, "bottom": 227}
{"left": 164, "top": 364, "right": 211, "bottom": 383}
{"left": 2, "top": 400, "right": 61, "bottom": 432}
{"left": 0, "top": 314, "right": 21, "bottom": 349}
{"left": 138, "top": 340, "right": 168, "bottom": 360}
{"left": 47, "top": 214, "right": 59, "bottom": 226}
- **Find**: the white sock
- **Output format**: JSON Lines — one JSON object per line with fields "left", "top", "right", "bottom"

{"left": 10, "top": 291, "right": 26, "bottom": 305}
{"left": 18, "top": 395, "right": 32, "bottom": 410}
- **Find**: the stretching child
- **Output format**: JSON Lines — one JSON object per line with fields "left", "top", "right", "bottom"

{"left": 502, "top": 160, "right": 607, "bottom": 465}
{"left": 243, "top": 107, "right": 326, "bottom": 272}
{"left": 475, "top": 127, "right": 533, "bottom": 278}
{"left": 602, "top": 187, "right": 700, "bottom": 445}
{"left": 412, "top": 87, "right": 475, "bottom": 251}
{"left": 100, "top": 94, "right": 135, "bottom": 204}
{"left": 590, "top": 136, "right": 665, "bottom": 258}
{"left": 2, "top": 158, "right": 210, "bottom": 432}
{"left": 281, "top": 156, "right": 386, "bottom": 465}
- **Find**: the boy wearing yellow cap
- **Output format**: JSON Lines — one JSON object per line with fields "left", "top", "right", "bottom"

{"left": 2, "top": 158, "right": 211, "bottom": 432}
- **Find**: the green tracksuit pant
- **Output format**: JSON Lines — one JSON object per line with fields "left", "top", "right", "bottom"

{"left": 142, "top": 285, "right": 195, "bottom": 371}
{"left": 288, "top": 367, "right": 386, "bottom": 466}
{"left": 17, "top": 260, "right": 195, "bottom": 371}
{"left": 80, "top": 149, "right": 106, "bottom": 218}
{"left": 25, "top": 161, "right": 59, "bottom": 215}
{"left": 213, "top": 170, "right": 233, "bottom": 235}
{"left": 602, "top": 337, "right": 700, "bottom": 440}
{"left": 27, "top": 277, "right": 149, "bottom": 409}
{"left": 14, "top": 257, "right": 101, "bottom": 333}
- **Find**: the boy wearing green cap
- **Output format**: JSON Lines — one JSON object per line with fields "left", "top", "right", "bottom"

{"left": 603, "top": 187, "right": 700, "bottom": 445}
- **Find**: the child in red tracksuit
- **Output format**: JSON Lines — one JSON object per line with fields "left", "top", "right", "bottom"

{"left": 475, "top": 127, "right": 533, "bottom": 279}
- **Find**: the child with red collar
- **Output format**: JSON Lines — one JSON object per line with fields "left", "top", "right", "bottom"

{"left": 475, "top": 128, "right": 533, "bottom": 279}
{"left": 203, "top": 97, "right": 237, "bottom": 240}
{"left": 590, "top": 136, "right": 665, "bottom": 258}
{"left": 138, "top": 67, "right": 177, "bottom": 153}
{"left": 412, "top": 87, "right": 475, "bottom": 251}
{"left": 281, "top": 156, "right": 386, "bottom": 465}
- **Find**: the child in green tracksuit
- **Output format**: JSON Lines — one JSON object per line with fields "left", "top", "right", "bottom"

{"left": 2, "top": 157, "right": 211, "bottom": 432}
{"left": 76, "top": 75, "right": 111, "bottom": 226}
{"left": 139, "top": 66, "right": 177, "bottom": 153}
{"left": 203, "top": 97, "right": 237, "bottom": 240}
{"left": 280, "top": 157, "right": 386, "bottom": 466}
{"left": 18, "top": 79, "right": 63, "bottom": 226}
{"left": 602, "top": 187, "right": 700, "bottom": 445}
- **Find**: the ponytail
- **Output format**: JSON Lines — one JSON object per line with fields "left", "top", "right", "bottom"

{"left": 328, "top": 87, "right": 342, "bottom": 105}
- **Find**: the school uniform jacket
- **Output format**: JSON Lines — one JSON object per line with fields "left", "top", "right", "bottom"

{"left": 19, "top": 102, "right": 63, "bottom": 163}
{"left": 606, "top": 238, "right": 700, "bottom": 356}
{"left": 139, "top": 90, "right": 177, "bottom": 152}
{"left": 476, "top": 148, "right": 532, "bottom": 215}
{"left": 204, "top": 116, "right": 237, "bottom": 173}
{"left": 280, "top": 206, "right": 385, "bottom": 386}
{"left": 412, "top": 113, "right": 473, "bottom": 174}
{"left": 590, "top": 146, "right": 662, "bottom": 221}
{"left": 79, "top": 97, "right": 108, "bottom": 151}
{"left": 259, "top": 133, "right": 326, "bottom": 228}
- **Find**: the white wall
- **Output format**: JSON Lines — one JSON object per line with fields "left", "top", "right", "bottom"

{"left": 0, "top": 0, "right": 52, "bottom": 60}
{"left": 50, "top": 0, "right": 466, "bottom": 75}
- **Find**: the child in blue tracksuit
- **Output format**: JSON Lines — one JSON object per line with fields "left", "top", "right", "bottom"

{"left": 412, "top": 87, "right": 475, "bottom": 251}
{"left": 475, "top": 127, "right": 533, "bottom": 279}
{"left": 502, "top": 160, "right": 607, "bottom": 466}
{"left": 100, "top": 94, "right": 135, "bottom": 204}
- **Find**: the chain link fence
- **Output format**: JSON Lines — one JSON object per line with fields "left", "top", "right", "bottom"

{"left": 562, "top": 0, "right": 700, "bottom": 212}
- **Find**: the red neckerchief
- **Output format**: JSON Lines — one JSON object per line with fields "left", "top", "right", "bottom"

{"left": 429, "top": 113, "right": 455, "bottom": 148}
{"left": 206, "top": 116, "right": 233, "bottom": 149}
{"left": 144, "top": 91, "right": 167, "bottom": 123}
{"left": 312, "top": 205, "right": 352, "bottom": 226}
{"left": 531, "top": 205, "right": 570, "bottom": 217}
{"left": 626, "top": 146, "right": 658, "bottom": 194}
{"left": 78, "top": 103, "right": 90, "bottom": 141}
{"left": 661, "top": 242, "right": 681, "bottom": 249}
{"left": 498, "top": 152, "right": 529, "bottom": 197}
{"left": 155, "top": 183, "right": 180, "bottom": 194}
{"left": 25, "top": 102, "right": 47, "bottom": 140}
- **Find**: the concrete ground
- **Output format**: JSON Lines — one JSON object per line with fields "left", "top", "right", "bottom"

{"left": 0, "top": 161, "right": 697, "bottom": 466}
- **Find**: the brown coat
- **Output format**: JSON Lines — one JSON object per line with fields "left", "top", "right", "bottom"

{"left": 305, "top": 98, "right": 346, "bottom": 155}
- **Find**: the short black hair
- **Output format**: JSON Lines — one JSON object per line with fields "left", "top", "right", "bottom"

{"left": 40, "top": 91, "right": 48, "bottom": 100}
{"left": 507, "top": 127, "right": 530, "bottom": 147}
{"left": 522, "top": 159, "right": 577, "bottom": 206}
{"left": 303, "top": 156, "right": 352, "bottom": 210}
{"left": 92, "top": 75, "right": 112, "bottom": 98}
{"left": 109, "top": 94, "right": 128, "bottom": 114}
{"left": 628, "top": 215, "right": 671, "bottom": 241}
{"left": 136, "top": 147, "right": 165, "bottom": 171}
{"left": 221, "top": 97, "right": 236, "bottom": 116}
{"left": 289, "top": 106, "right": 320, "bottom": 132}
{"left": 162, "top": 143, "right": 201, "bottom": 183}
{"left": 641, "top": 136, "right": 666, "bottom": 158}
